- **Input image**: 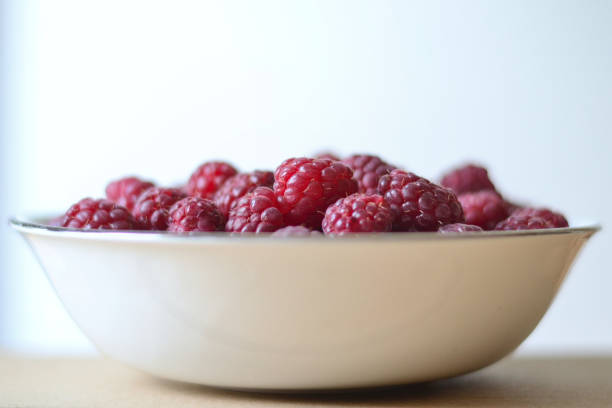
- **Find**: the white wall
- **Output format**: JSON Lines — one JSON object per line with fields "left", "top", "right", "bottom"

{"left": 1, "top": 0, "right": 611, "bottom": 354}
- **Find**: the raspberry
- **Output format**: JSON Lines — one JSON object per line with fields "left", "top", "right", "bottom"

{"left": 342, "top": 154, "right": 396, "bottom": 195}
{"left": 133, "top": 187, "right": 187, "bottom": 230}
{"left": 272, "top": 226, "right": 322, "bottom": 237}
{"left": 226, "top": 187, "right": 285, "bottom": 233}
{"left": 378, "top": 169, "right": 464, "bottom": 231}
{"left": 495, "top": 215, "right": 549, "bottom": 230}
{"left": 105, "top": 176, "right": 155, "bottom": 212}
{"left": 314, "top": 152, "right": 341, "bottom": 161}
{"left": 274, "top": 158, "right": 358, "bottom": 229}
{"left": 438, "top": 223, "right": 484, "bottom": 233}
{"left": 322, "top": 194, "right": 394, "bottom": 234}
{"left": 512, "top": 208, "right": 568, "bottom": 228}
{"left": 186, "top": 161, "right": 238, "bottom": 199}
{"left": 168, "top": 197, "right": 224, "bottom": 232}
{"left": 458, "top": 190, "right": 510, "bottom": 230}
{"left": 213, "top": 170, "right": 274, "bottom": 217}
{"left": 61, "top": 198, "right": 136, "bottom": 230}
{"left": 441, "top": 164, "right": 496, "bottom": 195}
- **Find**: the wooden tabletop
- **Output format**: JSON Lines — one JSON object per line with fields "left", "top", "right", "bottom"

{"left": 1, "top": 355, "right": 611, "bottom": 407}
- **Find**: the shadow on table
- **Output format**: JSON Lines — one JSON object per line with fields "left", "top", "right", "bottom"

{"left": 152, "top": 357, "right": 612, "bottom": 407}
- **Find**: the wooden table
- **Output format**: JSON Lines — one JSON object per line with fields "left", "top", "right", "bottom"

{"left": 1, "top": 355, "right": 611, "bottom": 407}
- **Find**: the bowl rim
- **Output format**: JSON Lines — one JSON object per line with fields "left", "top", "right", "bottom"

{"left": 8, "top": 215, "right": 601, "bottom": 244}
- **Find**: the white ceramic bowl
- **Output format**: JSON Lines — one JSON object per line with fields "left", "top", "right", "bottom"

{"left": 11, "top": 217, "right": 598, "bottom": 391}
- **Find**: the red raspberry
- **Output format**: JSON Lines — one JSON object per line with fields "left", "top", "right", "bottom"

{"left": 441, "top": 164, "right": 496, "bottom": 195}
{"left": 213, "top": 170, "right": 274, "bottom": 217}
{"left": 458, "top": 190, "right": 510, "bottom": 230}
{"left": 168, "top": 197, "right": 224, "bottom": 232}
{"left": 510, "top": 207, "right": 568, "bottom": 228}
{"left": 495, "top": 215, "right": 550, "bottom": 230}
{"left": 438, "top": 223, "right": 483, "bottom": 233}
{"left": 133, "top": 187, "right": 187, "bottom": 230}
{"left": 314, "top": 152, "right": 341, "bottom": 161}
{"left": 322, "top": 194, "right": 394, "bottom": 234}
{"left": 272, "top": 226, "right": 322, "bottom": 237}
{"left": 105, "top": 176, "right": 155, "bottom": 212}
{"left": 186, "top": 161, "right": 238, "bottom": 199}
{"left": 342, "top": 154, "right": 396, "bottom": 195}
{"left": 61, "top": 198, "right": 136, "bottom": 230}
{"left": 274, "top": 158, "right": 358, "bottom": 229}
{"left": 226, "top": 187, "right": 285, "bottom": 233}
{"left": 378, "top": 169, "right": 464, "bottom": 231}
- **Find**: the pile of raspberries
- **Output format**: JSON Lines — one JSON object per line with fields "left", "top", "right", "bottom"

{"left": 56, "top": 154, "right": 568, "bottom": 235}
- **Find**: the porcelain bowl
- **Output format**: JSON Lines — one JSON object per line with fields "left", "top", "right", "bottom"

{"left": 10, "top": 217, "right": 598, "bottom": 390}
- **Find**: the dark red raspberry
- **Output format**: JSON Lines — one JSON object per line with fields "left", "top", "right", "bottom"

{"left": 168, "top": 197, "right": 224, "bottom": 232}
{"left": 186, "top": 161, "right": 238, "bottom": 199}
{"left": 322, "top": 194, "right": 394, "bottom": 234}
{"left": 438, "top": 223, "right": 484, "bottom": 233}
{"left": 458, "top": 190, "right": 510, "bottom": 230}
{"left": 342, "top": 154, "right": 396, "bottom": 195}
{"left": 274, "top": 158, "right": 358, "bottom": 229}
{"left": 378, "top": 169, "right": 464, "bottom": 231}
{"left": 510, "top": 208, "right": 568, "bottom": 228}
{"left": 213, "top": 170, "right": 274, "bottom": 217}
{"left": 61, "top": 198, "right": 136, "bottom": 230}
{"left": 226, "top": 187, "right": 285, "bottom": 233}
{"left": 132, "top": 187, "right": 187, "bottom": 230}
{"left": 441, "top": 164, "right": 496, "bottom": 195}
{"left": 272, "top": 226, "right": 322, "bottom": 237}
{"left": 314, "top": 152, "right": 341, "bottom": 161}
{"left": 105, "top": 176, "right": 155, "bottom": 212}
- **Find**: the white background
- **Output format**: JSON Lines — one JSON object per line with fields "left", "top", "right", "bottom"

{"left": 1, "top": 0, "right": 611, "bottom": 355}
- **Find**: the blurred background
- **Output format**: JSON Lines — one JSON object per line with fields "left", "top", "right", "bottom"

{"left": 1, "top": 0, "right": 610, "bottom": 355}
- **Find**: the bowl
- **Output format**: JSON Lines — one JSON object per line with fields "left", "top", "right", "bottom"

{"left": 10, "top": 216, "right": 599, "bottom": 391}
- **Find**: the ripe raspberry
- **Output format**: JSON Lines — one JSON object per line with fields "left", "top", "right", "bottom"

{"left": 342, "top": 154, "right": 396, "bottom": 195}
{"left": 168, "top": 197, "right": 224, "bottom": 232}
{"left": 438, "top": 223, "right": 484, "bottom": 233}
{"left": 314, "top": 152, "right": 341, "bottom": 161}
{"left": 458, "top": 190, "right": 510, "bottom": 230}
{"left": 226, "top": 187, "right": 285, "bottom": 233}
{"left": 272, "top": 226, "right": 322, "bottom": 237}
{"left": 322, "top": 194, "right": 394, "bottom": 234}
{"left": 441, "top": 164, "right": 496, "bottom": 195}
{"left": 105, "top": 176, "right": 155, "bottom": 212}
{"left": 378, "top": 169, "right": 464, "bottom": 231}
{"left": 495, "top": 216, "right": 549, "bottom": 230}
{"left": 133, "top": 187, "right": 187, "bottom": 230}
{"left": 186, "top": 161, "right": 238, "bottom": 199}
{"left": 213, "top": 170, "right": 274, "bottom": 217}
{"left": 512, "top": 208, "right": 568, "bottom": 228}
{"left": 274, "top": 158, "right": 358, "bottom": 229}
{"left": 61, "top": 198, "right": 136, "bottom": 230}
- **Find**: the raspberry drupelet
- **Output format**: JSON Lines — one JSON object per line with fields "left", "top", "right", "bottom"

{"left": 378, "top": 169, "right": 464, "bottom": 231}
{"left": 441, "top": 164, "right": 496, "bottom": 195}
{"left": 342, "top": 154, "right": 396, "bottom": 195}
{"left": 61, "top": 198, "right": 136, "bottom": 230}
{"left": 186, "top": 161, "right": 238, "bottom": 199}
{"left": 322, "top": 194, "right": 394, "bottom": 235}
{"left": 168, "top": 197, "right": 224, "bottom": 232}
{"left": 105, "top": 176, "right": 155, "bottom": 212}
{"left": 458, "top": 190, "right": 510, "bottom": 230}
{"left": 213, "top": 170, "right": 274, "bottom": 217}
{"left": 226, "top": 187, "right": 285, "bottom": 233}
{"left": 132, "top": 187, "right": 187, "bottom": 230}
{"left": 273, "top": 157, "right": 358, "bottom": 229}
